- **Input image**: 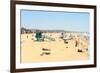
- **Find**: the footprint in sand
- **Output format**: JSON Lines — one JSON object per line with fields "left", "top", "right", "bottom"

{"left": 40, "top": 48, "right": 51, "bottom": 56}
{"left": 40, "top": 52, "right": 51, "bottom": 56}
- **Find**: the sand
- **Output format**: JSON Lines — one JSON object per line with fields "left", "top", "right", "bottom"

{"left": 21, "top": 32, "right": 89, "bottom": 64}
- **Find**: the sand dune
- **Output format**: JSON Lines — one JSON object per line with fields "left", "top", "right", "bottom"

{"left": 21, "top": 32, "right": 89, "bottom": 64}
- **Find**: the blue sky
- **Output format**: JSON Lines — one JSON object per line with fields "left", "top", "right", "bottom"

{"left": 21, "top": 9, "right": 90, "bottom": 32}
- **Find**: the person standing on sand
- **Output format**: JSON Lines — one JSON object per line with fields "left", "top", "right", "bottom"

{"left": 75, "top": 38, "right": 83, "bottom": 52}
{"left": 35, "top": 30, "right": 43, "bottom": 41}
{"left": 75, "top": 38, "right": 80, "bottom": 47}
{"left": 75, "top": 40, "right": 78, "bottom": 47}
{"left": 60, "top": 32, "right": 64, "bottom": 39}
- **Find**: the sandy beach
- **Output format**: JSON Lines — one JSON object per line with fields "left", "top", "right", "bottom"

{"left": 21, "top": 32, "right": 89, "bottom": 64}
